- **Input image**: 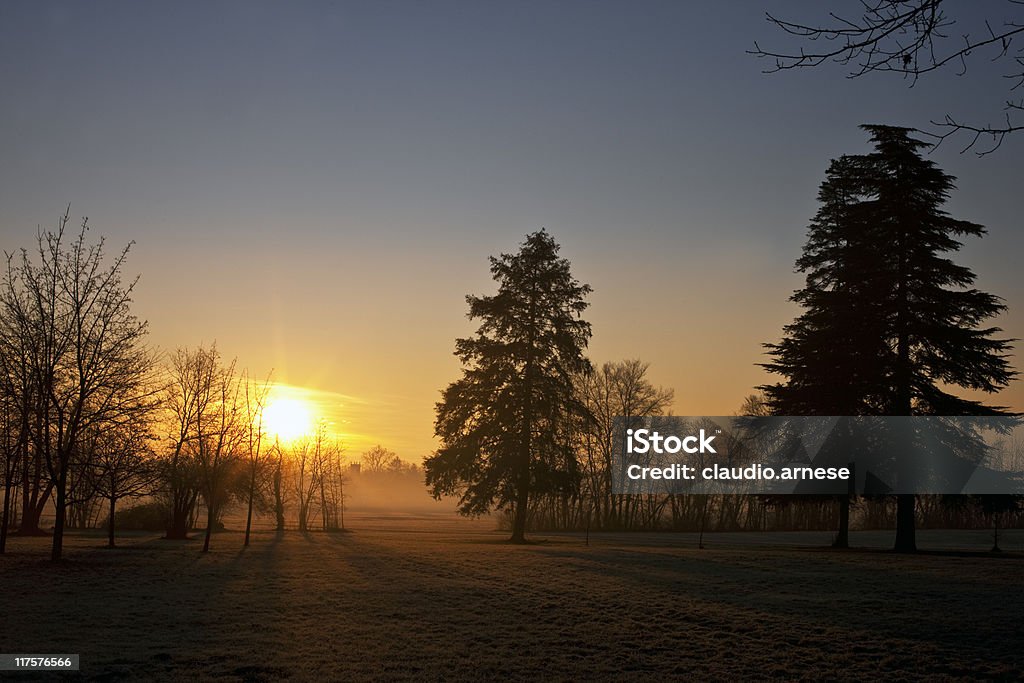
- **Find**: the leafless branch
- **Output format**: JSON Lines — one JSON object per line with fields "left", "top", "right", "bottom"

{"left": 751, "top": 1, "right": 1024, "bottom": 153}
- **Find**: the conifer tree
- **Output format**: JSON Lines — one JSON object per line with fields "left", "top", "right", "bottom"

{"left": 425, "top": 230, "right": 592, "bottom": 542}
{"left": 763, "top": 126, "right": 1016, "bottom": 552}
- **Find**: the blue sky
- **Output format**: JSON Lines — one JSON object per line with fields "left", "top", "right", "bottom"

{"left": 1, "top": 1, "right": 1020, "bottom": 455}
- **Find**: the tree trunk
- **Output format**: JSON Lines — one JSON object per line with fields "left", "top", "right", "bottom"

{"left": 510, "top": 449, "right": 530, "bottom": 543}
{"left": 108, "top": 496, "right": 117, "bottom": 548}
{"left": 338, "top": 477, "right": 344, "bottom": 530}
{"left": 892, "top": 211, "right": 917, "bottom": 554}
{"left": 244, "top": 472, "right": 256, "bottom": 547}
{"left": 167, "top": 514, "right": 189, "bottom": 539}
{"left": 166, "top": 489, "right": 192, "bottom": 539}
{"left": 698, "top": 495, "right": 709, "bottom": 549}
{"left": 20, "top": 426, "right": 52, "bottom": 536}
{"left": 0, "top": 474, "right": 11, "bottom": 553}
{"left": 17, "top": 483, "right": 52, "bottom": 536}
{"left": 833, "top": 495, "right": 850, "bottom": 548}
{"left": 893, "top": 494, "right": 916, "bottom": 552}
{"left": 510, "top": 499, "right": 528, "bottom": 543}
{"left": 50, "top": 468, "right": 67, "bottom": 561}
{"left": 833, "top": 463, "right": 854, "bottom": 549}
{"left": 319, "top": 479, "right": 328, "bottom": 532}
{"left": 20, "top": 446, "right": 30, "bottom": 528}
{"left": 202, "top": 502, "right": 215, "bottom": 553}
{"left": 274, "top": 458, "right": 285, "bottom": 531}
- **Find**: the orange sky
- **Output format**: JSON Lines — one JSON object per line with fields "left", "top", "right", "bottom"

{"left": 128, "top": 225, "right": 1022, "bottom": 462}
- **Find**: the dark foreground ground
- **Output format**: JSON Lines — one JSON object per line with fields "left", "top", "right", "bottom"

{"left": 1, "top": 517, "right": 1022, "bottom": 681}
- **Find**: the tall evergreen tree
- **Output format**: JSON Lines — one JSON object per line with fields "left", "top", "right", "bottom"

{"left": 763, "top": 154, "right": 890, "bottom": 416}
{"left": 761, "top": 155, "right": 886, "bottom": 547}
{"left": 762, "top": 125, "right": 1016, "bottom": 552}
{"left": 425, "top": 230, "right": 592, "bottom": 542}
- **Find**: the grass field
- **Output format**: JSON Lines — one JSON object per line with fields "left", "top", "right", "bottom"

{"left": 1, "top": 517, "right": 1022, "bottom": 681}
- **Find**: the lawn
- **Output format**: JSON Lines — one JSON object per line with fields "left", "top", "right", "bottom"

{"left": 1, "top": 517, "right": 1021, "bottom": 680}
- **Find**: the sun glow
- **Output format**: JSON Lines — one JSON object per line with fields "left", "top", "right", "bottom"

{"left": 263, "top": 394, "right": 315, "bottom": 442}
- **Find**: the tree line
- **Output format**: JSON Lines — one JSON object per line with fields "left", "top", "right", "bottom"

{"left": 426, "top": 127, "right": 1021, "bottom": 550}
{"left": 0, "top": 213, "right": 354, "bottom": 559}
{"left": 2, "top": 125, "right": 1018, "bottom": 557}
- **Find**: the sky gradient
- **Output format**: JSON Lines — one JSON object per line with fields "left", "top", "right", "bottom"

{"left": 2, "top": 1, "right": 1021, "bottom": 458}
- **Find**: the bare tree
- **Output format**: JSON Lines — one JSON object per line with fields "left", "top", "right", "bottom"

{"left": 194, "top": 350, "right": 243, "bottom": 553}
{"left": 576, "top": 360, "right": 674, "bottom": 530}
{"left": 751, "top": 1, "right": 1024, "bottom": 153}
{"left": 0, "top": 209, "right": 153, "bottom": 560}
{"left": 92, "top": 415, "right": 161, "bottom": 547}
{"left": 0, "top": 319, "right": 35, "bottom": 550}
{"left": 160, "top": 345, "right": 247, "bottom": 551}
{"left": 324, "top": 442, "right": 346, "bottom": 531}
{"left": 0, "top": 244, "right": 51, "bottom": 538}
{"left": 242, "top": 371, "right": 272, "bottom": 546}
{"left": 161, "top": 347, "right": 207, "bottom": 540}
{"left": 314, "top": 425, "right": 330, "bottom": 531}
{"left": 271, "top": 438, "right": 287, "bottom": 531}
{"left": 270, "top": 426, "right": 346, "bottom": 533}
{"left": 311, "top": 423, "right": 345, "bottom": 531}
{"left": 362, "top": 444, "right": 398, "bottom": 473}
{"left": 0, "top": 382, "right": 27, "bottom": 553}
{"left": 290, "top": 437, "right": 318, "bottom": 532}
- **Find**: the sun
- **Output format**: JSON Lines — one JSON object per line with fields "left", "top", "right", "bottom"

{"left": 263, "top": 395, "right": 315, "bottom": 442}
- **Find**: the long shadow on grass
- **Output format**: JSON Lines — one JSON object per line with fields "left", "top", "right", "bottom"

{"left": 34, "top": 526, "right": 1017, "bottom": 680}
{"left": 310, "top": 527, "right": 1023, "bottom": 678}
{"left": 158, "top": 530, "right": 295, "bottom": 680}
{"left": 531, "top": 543, "right": 1023, "bottom": 672}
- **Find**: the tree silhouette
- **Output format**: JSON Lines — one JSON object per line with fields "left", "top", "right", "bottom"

{"left": 0, "top": 210, "right": 153, "bottom": 560}
{"left": 425, "top": 230, "right": 592, "bottom": 542}
{"left": 760, "top": 154, "right": 891, "bottom": 547}
{"left": 576, "top": 359, "right": 674, "bottom": 531}
{"left": 0, "top": 347, "right": 29, "bottom": 552}
{"left": 92, "top": 416, "right": 160, "bottom": 548}
{"left": 161, "top": 347, "right": 207, "bottom": 540}
{"left": 762, "top": 154, "right": 892, "bottom": 416}
{"left": 195, "top": 351, "right": 243, "bottom": 554}
{"left": 362, "top": 445, "right": 399, "bottom": 473}
{"left": 242, "top": 371, "right": 272, "bottom": 547}
{"left": 762, "top": 125, "right": 1017, "bottom": 552}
